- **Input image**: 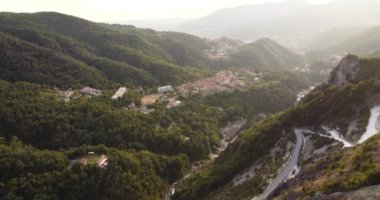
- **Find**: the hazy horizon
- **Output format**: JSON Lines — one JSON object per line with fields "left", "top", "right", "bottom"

{"left": 1, "top": 0, "right": 334, "bottom": 22}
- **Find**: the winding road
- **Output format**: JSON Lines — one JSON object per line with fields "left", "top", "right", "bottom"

{"left": 254, "top": 129, "right": 305, "bottom": 200}
{"left": 254, "top": 106, "right": 380, "bottom": 199}
{"left": 358, "top": 106, "right": 380, "bottom": 144}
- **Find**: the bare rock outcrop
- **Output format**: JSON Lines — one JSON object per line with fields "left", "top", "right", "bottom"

{"left": 328, "top": 54, "right": 360, "bottom": 86}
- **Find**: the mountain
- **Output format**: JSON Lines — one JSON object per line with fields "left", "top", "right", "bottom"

{"left": 0, "top": 12, "right": 212, "bottom": 88}
{"left": 0, "top": 12, "right": 313, "bottom": 89}
{"left": 227, "top": 38, "right": 305, "bottom": 69}
{"left": 178, "top": 0, "right": 380, "bottom": 46}
{"left": 327, "top": 26, "right": 380, "bottom": 56}
{"left": 0, "top": 32, "right": 113, "bottom": 89}
{"left": 3, "top": 10, "right": 378, "bottom": 200}
{"left": 307, "top": 26, "right": 380, "bottom": 61}
{"left": 173, "top": 55, "right": 380, "bottom": 199}
{"left": 179, "top": 0, "right": 310, "bottom": 39}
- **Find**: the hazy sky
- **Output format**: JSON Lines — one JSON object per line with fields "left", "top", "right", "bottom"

{"left": 0, "top": 0, "right": 333, "bottom": 22}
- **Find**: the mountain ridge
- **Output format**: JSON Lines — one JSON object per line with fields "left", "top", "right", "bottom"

{"left": 178, "top": 0, "right": 380, "bottom": 45}
{"left": 0, "top": 12, "right": 210, "bottom": 88}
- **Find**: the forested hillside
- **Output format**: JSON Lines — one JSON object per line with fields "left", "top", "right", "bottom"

{"left": 0, "top": 138, "right": 189, "bottom": 199}
{"left": 0, "top": 12, "right": 211, "bottom": 88}
{"left": 0, "top": 11, "right": 318, "bottom": 200}
{"left": 0, "top": 67, "right": 311, "bottom": 199}
{"left": 227, "top": 38, "right": 304, "bottom": 70}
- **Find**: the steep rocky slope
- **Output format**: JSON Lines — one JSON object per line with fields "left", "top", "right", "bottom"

{"left": 174, "top": 55, "right": 380, "bottom": 200}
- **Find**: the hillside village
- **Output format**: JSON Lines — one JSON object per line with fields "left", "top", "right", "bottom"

{"left": 176, "top": 70, "right": 260, "bottom": 97}
{"left": 204, "top": 37, "right": 243, "bottom": 59}
{"left": 57, "top": 70, "right": 262, "bottom": 114}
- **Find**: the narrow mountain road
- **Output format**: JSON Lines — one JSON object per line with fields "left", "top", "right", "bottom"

{"left": 358, "top": 106, "right": 380, "bottom": 144}
{"left": 254, "top": 129, "right": 305, "bottom": 200}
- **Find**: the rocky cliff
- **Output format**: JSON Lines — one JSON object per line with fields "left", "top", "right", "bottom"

{"left": 328, "top": 54, "right": 360, "bottom": 86}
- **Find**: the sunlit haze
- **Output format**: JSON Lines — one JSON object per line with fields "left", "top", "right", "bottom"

{"left": 0, "top": 0, "right": 334, "bottom": 22}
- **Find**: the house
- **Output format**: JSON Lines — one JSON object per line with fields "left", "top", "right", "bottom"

{"left": 111, "top": 87, "right": 127, "bottom": 100}
{"left": 166, "top": 98, "right": 181, "bottom": 109}
{"left": 157, "top": 85, "right": 173, "bottom": 93}
{"left": 80, "top": 87, "right": 102, "bottom": 96}
{"left": 59, "top": 89, "right": 74, "bottom": 102}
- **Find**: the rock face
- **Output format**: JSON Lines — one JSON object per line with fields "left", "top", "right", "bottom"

{"left": 328, "top": 55, "right": 360, "bottom": 86}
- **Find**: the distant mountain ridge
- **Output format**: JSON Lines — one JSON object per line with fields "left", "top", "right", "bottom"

{"left": 178, "top": 0, "right": 380, "bottom": 45}
{"left": 329, "top": 26, "right": 380, "bottom": 56}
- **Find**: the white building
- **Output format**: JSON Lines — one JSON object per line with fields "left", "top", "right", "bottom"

{"left": 166, "top": 98, "right": 181, "bottom": 109}
{"left": 59, "top": 89, "right": 74, "bottom": 102}
{"left": 111, "top": 87, "right": 127, "bottom": 100}
{"left": 157, "top": 85, "right": 173, "bottom": 93}
{"left": 80, "top": 87, "right": 102, "bottom": 96}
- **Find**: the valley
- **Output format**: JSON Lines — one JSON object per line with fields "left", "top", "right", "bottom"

{"left": 2, "top": 1, "right": 380, "bottom": 199}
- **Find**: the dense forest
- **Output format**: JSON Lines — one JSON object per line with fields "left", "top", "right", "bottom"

{"left": 0, "top": 138, "right": 189, "bottom": 200}
{"left": 0, "top": 12, "right": 212, "bottom": 88}
{"left": 0, "top": 80, "right": 224, "bottom": 161}
{"left": 0, "top": 12, "right": 317, "bottom": 200}
{"left": 0, "top": 68, "right": 310, "bottom": 199}
{"left": 0, "top": 12, "right": 314, "bottom": 89}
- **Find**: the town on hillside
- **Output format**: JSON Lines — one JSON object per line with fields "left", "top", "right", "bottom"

{"left": 57, "top": 69, "right": 262, "bottom": 114}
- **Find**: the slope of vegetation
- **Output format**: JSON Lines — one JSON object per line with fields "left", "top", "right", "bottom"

{"left": 227, "top": 38, "right": 304, "bottom": 70}
{"left": 0, "top": 80, "right": 224, "bottom": 161}
{"left": 0, "top": 12, "right": 210, "bottom": 88}
{"left": 0, "top": 138, "right": 189, "bottom": 200}
{"left": 274, "top": 133, "right": 380, "bottom": 199}
{"left": 0, "top": 67, "right": 312, "bottom": 200}
{"left": 174, "top": 56, "right": 380, "bottom": 200}
{"left": 0, "top": 12, "right": 321, "bottom": 200}
{"left": 203, "top": 70, "right": 310, "bottom": 120}
{"left": 0, "top": 32, "right": 113, "bottom": 89}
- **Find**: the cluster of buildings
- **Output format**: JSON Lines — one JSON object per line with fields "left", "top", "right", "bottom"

{"left": 176, "top": 70, "right": 246, "bottom": 97}
{"left": 204, "top": 37, "right": 242, "bottom": 59}
{"left": 80, "top": 87, "right": 102, "bottom": 96}
{"left": 58, "top": 69, "right": 261, "bottom": 115}
{"left": 166, "top": 98, "right": 181, "bottom": 109}
{"left": 59, "top": 89, "right": 74, "bottom": 102}
{"left": 58, "top": 87, "right": 103, "bottom": 102}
